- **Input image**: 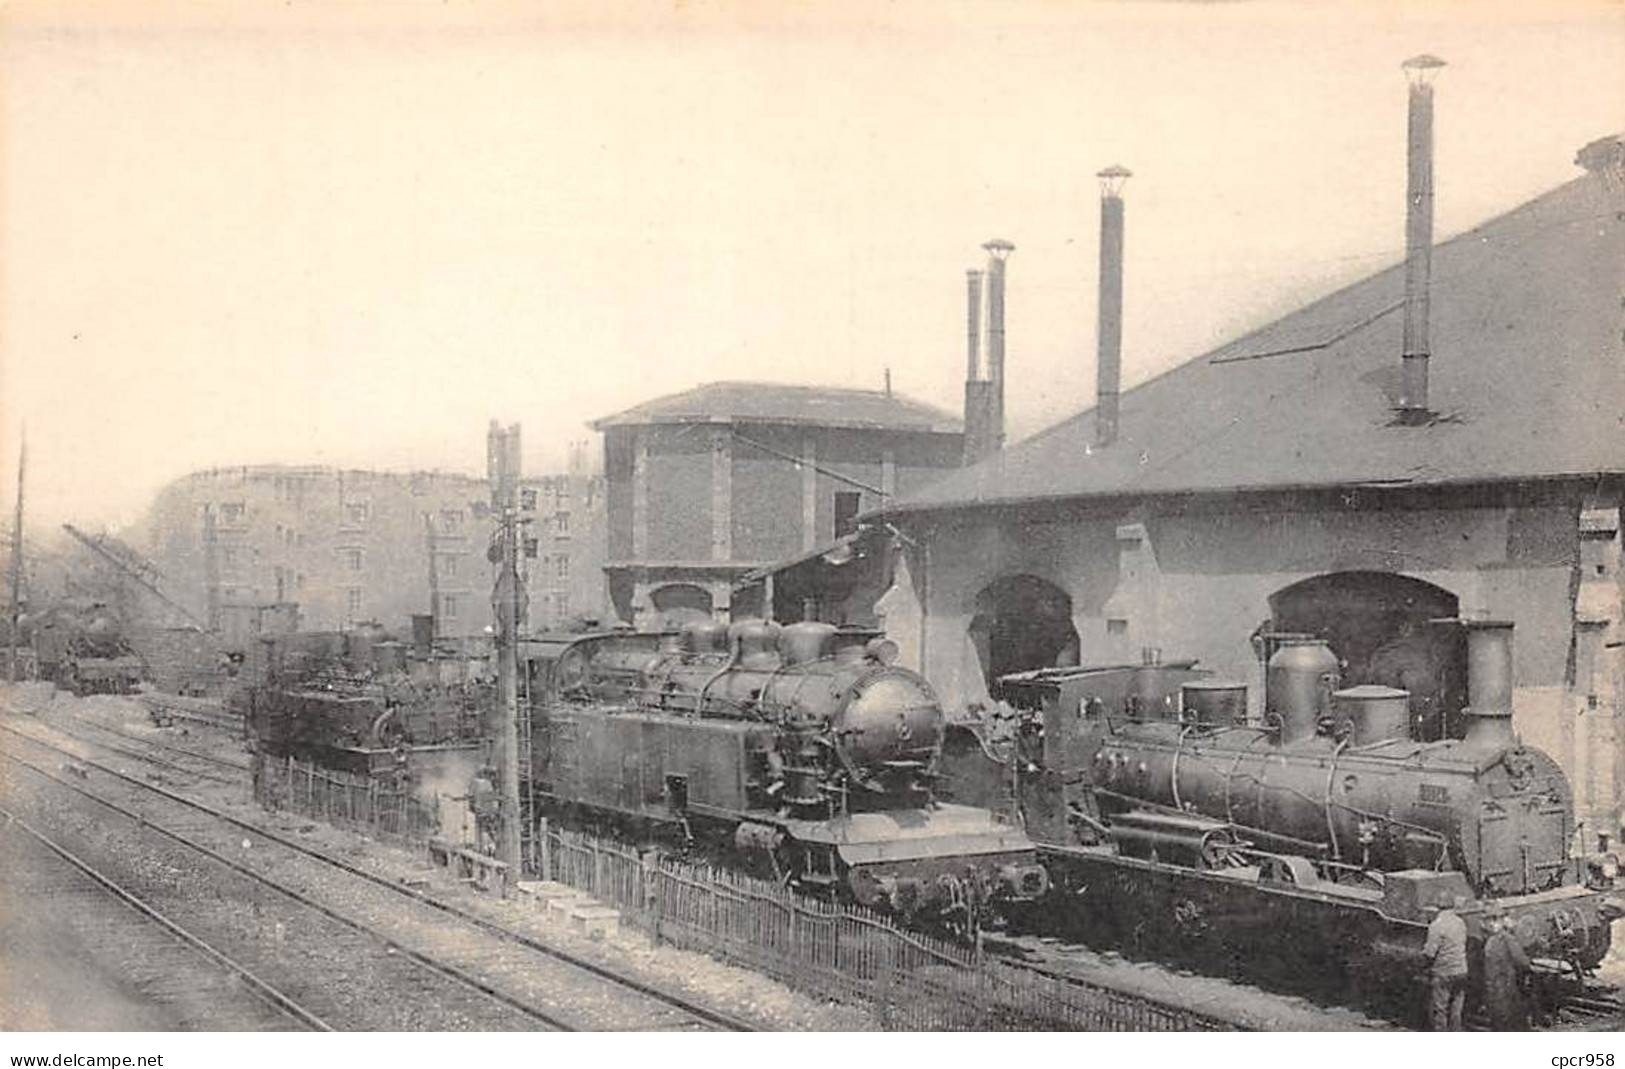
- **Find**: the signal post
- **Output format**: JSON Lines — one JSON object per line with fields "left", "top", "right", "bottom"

{"left": 487, "top": 420, "right": 527, "bottom": 895}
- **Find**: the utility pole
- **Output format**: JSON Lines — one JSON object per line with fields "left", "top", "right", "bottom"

{"left": 7, "top": 432, "right": 25, "bottom": 683}
{"left": 487, "top": 420, "right": 525, "bottom": 895}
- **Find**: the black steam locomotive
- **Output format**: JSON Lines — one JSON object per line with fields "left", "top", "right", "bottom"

{"left": 943, "top": 619, "right": 1623, "bottom": 1017}
{"left": 31, "top": 602, "right": 148, "bottom": 696}
{"left": 245, "top": 626, "right": 487, "bottom": 775}
{"left": 523, "top": 619, "right": 1049, "bottom": 932}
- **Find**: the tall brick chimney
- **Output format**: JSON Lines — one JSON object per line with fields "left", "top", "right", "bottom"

{"left": 1398, "top": 54, "right": 1445, "bottom": 422}
{"left": 1095, "top": 165, "right": 1131, "bottom": 447}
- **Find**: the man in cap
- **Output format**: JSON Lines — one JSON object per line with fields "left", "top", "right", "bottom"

{"left": 467, "top": 763, "right": 500, "bottom": 855}
{"left": 1422, "top": 895, "right": 1470, "bottom": 1030}
{"left": 1481, "top": 904, "right": 1533, "bottom": 1030}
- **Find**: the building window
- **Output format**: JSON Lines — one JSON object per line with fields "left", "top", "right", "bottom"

{"left": 346, "top": 589, "right": 363, "bottom": 616}
{"left": 343, "top": 548, "right": 364, "bottom": 571}
{"left": 345, "top": 502, "right": 370, "bottom": 526}
{"left": 296, "top": 572, "right": 305, "bottom": 590}
{"left": 555, "top": 555, "right": 570, "bottom": 580}
{"left": 440, "top": 508, "right": 465, "bottom": 534}
{"left": 439, "top": 593, "right": 459, "bottom": 620}
{"left": 834, "top": 491, "right": 862, "bottom": 538}
{"left": 218, "top": 502, "right": 245, "bottom": 524}
{"left": 555, "top": 512, "right": 571, "bottom": 537}
{"left": 439, "top": 554, "right": 459, "bottom": 578}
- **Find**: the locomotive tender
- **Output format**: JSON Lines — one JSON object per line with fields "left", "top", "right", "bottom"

{"left": 945, "top": 619, "right": 1623, "bottom": 1014}
{"left": 524, "top": 619, "right": 1049, "bottom": 929}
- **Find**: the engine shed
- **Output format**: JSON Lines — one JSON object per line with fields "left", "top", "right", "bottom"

{"left": 864, "top": 140, "right": 1625, "bottom": 840}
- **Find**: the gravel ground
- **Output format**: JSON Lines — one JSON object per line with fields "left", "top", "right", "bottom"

{"left": 0, "top": 753, "right": 557, "bottom": 1030}
{"left": 2, "top": 689, "right": 873, "bottom": 1030}
{"left": 0, "top": 816, "right": 319, "bottom": 1031}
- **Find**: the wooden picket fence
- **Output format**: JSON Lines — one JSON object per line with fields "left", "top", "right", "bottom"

{"left": 245, "top": 760, "right": 1239, "bottom": 1031}
{"left": 539, "top": 824, "right": 1240, "bottom": 1032}
{"left": 253, "top": 752, "right": 442, "bottom": 842}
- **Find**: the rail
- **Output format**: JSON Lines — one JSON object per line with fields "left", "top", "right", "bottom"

{"left": 0, "top": 720, "right": 755, "bottom": 1032}
{"left": 0, "top": 802, "right": 333, "bottom": 1031}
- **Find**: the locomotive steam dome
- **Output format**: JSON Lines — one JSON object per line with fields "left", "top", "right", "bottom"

{"left": 831, "top": 669, "right": 944, "bottom": 789}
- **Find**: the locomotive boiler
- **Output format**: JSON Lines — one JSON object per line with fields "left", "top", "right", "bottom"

{"left": 31, "top": 601, "right": 147, "bottom": 696}
{"left": 525, "top": 619, "right": 1048, "bottom": 930}
{"left": 943, "top": 619, "right": 1623, "bottom": 1019}
{"left": 246, "top": 626, "right": 487, "bottom": 775}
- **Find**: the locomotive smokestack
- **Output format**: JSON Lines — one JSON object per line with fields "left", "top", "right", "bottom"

{"left": 983, "top": 239, "right": 1014, "bottom": 455}
{"left": 1463, "top": 619, "right": 1516, "bottom": 751}
{"left": 1398, "top": 54, "right": 1445, "bottom": 422}
{"left": 1095, "top": 165, "right": 1131, "bottom": 447}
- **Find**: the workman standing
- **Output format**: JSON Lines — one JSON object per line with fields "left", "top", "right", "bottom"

{"left": 1422, "top": 897, "right": 1470, "bottom": 1030}
{"left": 1481, "top": 906, "right": 1533, "bottom": 1030}
{"left": 468, "top": 765, "right": 500, "bottom": 855}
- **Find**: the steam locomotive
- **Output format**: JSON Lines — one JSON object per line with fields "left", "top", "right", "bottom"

{"left": 943, "top": 619, "right": 1624, "bottom": 1018}
{"left": 523, "top": 619, "right": 1049, "bottom": 931}
{"left": 31, "top": 602, "right": 148, "bottom": 696}
{"left": 245, "top": 626, "right": 487, "bottom": 775}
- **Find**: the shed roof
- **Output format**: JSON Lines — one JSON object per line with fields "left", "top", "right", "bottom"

{"left": 878, "top": 167, "right": 1625, "bottom": 517}
{"left": 591, "top": 381, "right": 963, "bottom": 434}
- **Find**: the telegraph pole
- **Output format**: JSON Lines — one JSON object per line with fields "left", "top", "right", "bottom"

{"left": 487, "top": 420, "right": 525, "bottom": 895}
{"left": 7, "top": 432, "right": 25, "bottom": 683}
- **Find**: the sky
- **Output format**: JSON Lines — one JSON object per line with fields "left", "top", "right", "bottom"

{"left": 0, "top": 0, "right": 1620, "bottom": 535}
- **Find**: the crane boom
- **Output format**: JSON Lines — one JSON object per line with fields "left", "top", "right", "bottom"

{"left": 61, "top": 523, "right": 206, "bottom": 631}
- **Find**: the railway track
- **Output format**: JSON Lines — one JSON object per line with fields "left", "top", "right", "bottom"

{"left": 992, "top": 934, "right": 1388, "bottom": 1031}
{"left": 44, "top": 705, "right": 251, "bottom": 779}
{"left": 1531, "top": 980, "right": 1625, "bottom": 1031}
{"left": 137, "top": 692, "right": 242, "bottom": 733}
{"left": 996, "top": 925, "right": 1625, "bottom": 1032}
{"left": 0, "top": 716, "right": 756, "bottom": 1031}
{"left": 0, "top": 805, "right": 331, "bottom": 1031}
